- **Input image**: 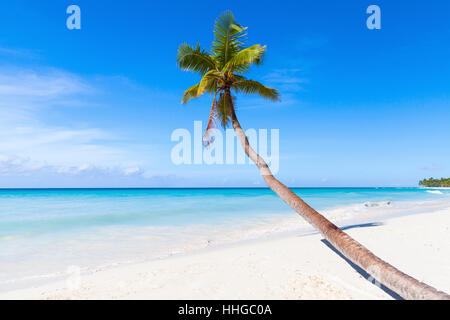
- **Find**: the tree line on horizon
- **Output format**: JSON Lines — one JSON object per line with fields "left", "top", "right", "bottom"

{"left": 419, "top": 177, "right": 450, "bottom": 187}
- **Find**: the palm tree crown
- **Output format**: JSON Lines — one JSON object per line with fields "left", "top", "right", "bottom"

{"left": 176, "top": 11, "right": 279, "bottom": 145}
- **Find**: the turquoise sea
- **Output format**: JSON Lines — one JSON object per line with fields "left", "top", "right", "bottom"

{"left": 1, "top": 187, "right": 449, "bottom": 292}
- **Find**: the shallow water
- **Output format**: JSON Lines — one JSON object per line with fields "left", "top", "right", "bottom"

{"left": 0, "top": 187, "right": 449, "bottom": 292}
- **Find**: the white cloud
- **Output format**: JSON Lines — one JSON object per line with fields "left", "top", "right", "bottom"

{"left": 0, "top": 67, "right": 150, "bottom": 180}
{"left": 0, "top": 69, "right": 90, "bottom": 97}
{"left": 124, "top": 167, "right": 142, "bottom": 176}
{"left": 0, "top": 154, "right": 152, "bottom": 183}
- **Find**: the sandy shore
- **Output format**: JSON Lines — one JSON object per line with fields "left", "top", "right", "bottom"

{"left": 1, "top": 207, "right": 449, "bottom": 300}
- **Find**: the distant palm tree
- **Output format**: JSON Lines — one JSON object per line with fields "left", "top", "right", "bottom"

{"left": 176, "top": 11, "right": 449, "bottom": 300}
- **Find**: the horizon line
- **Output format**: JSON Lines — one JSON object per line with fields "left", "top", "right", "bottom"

{"left": 0, "top": 186, "right": 421, "bottom": 190}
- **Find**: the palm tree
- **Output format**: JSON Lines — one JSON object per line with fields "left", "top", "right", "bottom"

{"left": 176, "top": 11, "right": 450, "bottom": 300}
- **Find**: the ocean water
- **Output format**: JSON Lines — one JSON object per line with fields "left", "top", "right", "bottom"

{"left": 0, "top": 187, "right": 449, "bottom": 292}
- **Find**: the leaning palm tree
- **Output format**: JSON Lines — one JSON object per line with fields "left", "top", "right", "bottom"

{"left": 176, "top": 11, "right": 450, "bottom": 300}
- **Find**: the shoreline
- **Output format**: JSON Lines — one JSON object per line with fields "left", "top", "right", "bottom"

{"left": 1, "top": 204, "right": 450, "bottom": 300}
{"left": 2, "top": 197, "right": 449, "bottom": 294}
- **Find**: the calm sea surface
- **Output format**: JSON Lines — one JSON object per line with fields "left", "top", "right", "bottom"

{"left": 1, "top": 187, "right": 449, "bottom": 291}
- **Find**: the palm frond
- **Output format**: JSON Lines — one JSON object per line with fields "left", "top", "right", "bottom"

{"left": 178, "top": 11, "right": 281, "bottom": 147}
{"left": 223, "top": 44, "right": 266, "bottom": 73}
{"left": 233, "top": 80, "right": 280, "bottom": 101}
{"left": 177, "top": 43, "right": 216, "bottom": 75}
{"left": 211, "top": 11, "right": 247, "bottom": 68}
{"left": 181, "top": 83, "right": 201, "bottom": 104}
{"left": 198, "top": 70, "right": 222, "bottom": 95}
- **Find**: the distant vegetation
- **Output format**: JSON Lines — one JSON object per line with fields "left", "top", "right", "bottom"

{"left": 419, "top": 177, "right": 450, "bottom": 187}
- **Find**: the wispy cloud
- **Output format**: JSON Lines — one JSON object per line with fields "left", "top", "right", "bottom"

{"left": 264, "top": 68, "right": 309, "bottom": 92}
{"left": 0, "top": 153, "right": 189, "bottom": 188}
{"left": 0, "top": 155, "right": 142, "bottom": 178}
{"left": 0, "top": 46, "right": 38, "bottom": 59}
{"left": 0, "top": 66, "right": 154, "bottom": 181}
{"left": 0, "top": 67, "right": 93, "bottom": 110}
{"left": 420, "top": 163, "right": 444, "bottom": 171}
{"left": 234, "top": 68, "right": 309, "bottom": 110}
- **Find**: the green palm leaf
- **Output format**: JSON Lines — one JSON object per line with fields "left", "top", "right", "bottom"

{"left": 198, "top": 70, "right": 222, "bottom": 95}
{"left": 177, "top": 43, "right": 216, "bottom": 75}
{"left": 223, "top": 44, "right": 266, "bottom": 73}
{"left": 177, "top": 11, "right": 280, "bottom": 137}
{"left": 181, "top": 83, "right": 201, "bottom": 103}
{"left": 211, "top": 11, "right": 247, "bottom": 68}
{"left": 233, "top": 80, "right": 280, "bottom": 101}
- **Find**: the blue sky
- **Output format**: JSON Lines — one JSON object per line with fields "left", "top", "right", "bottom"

{"left": 0, "top": 0, "right": 449, "bottom": 187}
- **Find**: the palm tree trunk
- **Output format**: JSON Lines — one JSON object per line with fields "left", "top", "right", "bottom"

{"left": 225, "top": 93, "right": 450, "bottom": 300}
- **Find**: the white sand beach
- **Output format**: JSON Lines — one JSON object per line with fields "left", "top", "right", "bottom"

{"left": 1, "top": 207, "right": 449, "bottom": 300}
